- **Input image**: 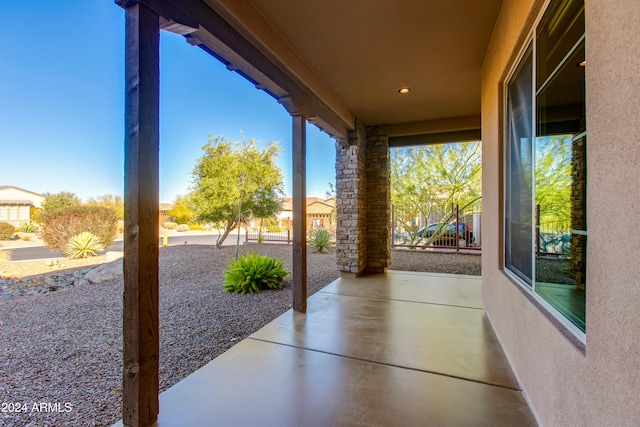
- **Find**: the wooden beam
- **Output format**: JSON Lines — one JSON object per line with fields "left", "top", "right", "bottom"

{"left": 123, "top": 3, "right": 160, "bottom": 426}
{"left": 116, "top": 0, "right": 350, "bottom": 139}
{"left": 387, "top": 115, "right": 481, "bottom": 138}
{"left": 389, "top": 129, "right": 482, "bottom": 147}
{"left": 292, "top": 114, "right": 307, "bottom": 313}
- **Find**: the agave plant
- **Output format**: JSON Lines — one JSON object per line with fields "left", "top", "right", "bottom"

{"left": 19, "top": 222, "right": 38, "bottom": 233}
{"left": 65, "top": 231, "right": 104, "bottom": 258}
{"left": 308, "top": 229, "right": 332, "bottom": 254}
{"left": 223, "top": 251, "right": 290, "bottom": 294}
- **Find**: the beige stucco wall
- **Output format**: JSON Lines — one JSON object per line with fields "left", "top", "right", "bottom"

{"left": 481, "top": 0, "right": 640, "bottom": 426}
{"left": 0, "top": 187, "right": 44, "bottom": 208}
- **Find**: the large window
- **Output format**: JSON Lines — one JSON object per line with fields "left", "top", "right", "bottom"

{"left": 505, "top": 0, "right": 586, "bottom": 335}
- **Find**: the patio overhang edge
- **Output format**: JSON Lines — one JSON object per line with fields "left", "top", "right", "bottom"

{"left": 117, "top": 0, "right": 354, "bottom": 139}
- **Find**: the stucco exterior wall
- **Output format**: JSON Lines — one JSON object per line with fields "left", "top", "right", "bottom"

{"left": 481, "top": 0, "right": 640, "bottom": 425}
{"left": 0, "top": 187, "right": 44, "bottom": 208}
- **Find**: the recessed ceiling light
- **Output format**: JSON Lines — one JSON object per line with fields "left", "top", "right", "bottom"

{"left": 398, "top": 87, "right": 411, "bottom": 94}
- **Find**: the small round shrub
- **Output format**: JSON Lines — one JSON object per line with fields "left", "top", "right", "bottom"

{"left": 308, "top": 229, "right": 332, "bottom": 254}
{"left": 223, "top": 251, "right": 290, "bottom": 294}
{"left": 189, "top": 223, "right": 204, "bottom": 231}
{"left": 176, "top": 224, "right": 190, "bottom": 232}
{"left": 39, "top": 206, "right": 118, "bottom": 255}
{"left": 163, "top": 221, "right": 178, "bottom": 230}
{"left": 267, "top": 225, "right": 282, "bottom": 232}
{"left": 0, "top": 222, "right": 15, "bottom": 240}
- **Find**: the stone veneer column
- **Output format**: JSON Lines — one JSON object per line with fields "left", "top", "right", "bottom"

{"left": 365, "top": 125, "right": 390, "bottom": 273}
{"left": 570, "top": 134, "right": 587, "bottom": 289}
{"left": 335, "top": 119, "right": 368, "bottom": 274}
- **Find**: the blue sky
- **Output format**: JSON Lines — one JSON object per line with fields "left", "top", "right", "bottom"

{"left": 0, "top": 0, "right": 337, "bottom": 203}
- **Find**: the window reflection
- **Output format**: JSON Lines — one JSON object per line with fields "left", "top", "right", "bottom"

{"left": 534, "top": 0, "right": 586, "bottom": 332}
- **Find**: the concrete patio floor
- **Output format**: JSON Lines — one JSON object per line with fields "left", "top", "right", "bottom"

{"left": 117, "top": 271, "right": 536, "bottom": 426}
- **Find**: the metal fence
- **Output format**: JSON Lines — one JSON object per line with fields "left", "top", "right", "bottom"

{"left": 245, "top": 225, "right": 337, "bottom": 243}
{"left": 536, "top": 205, "right": 570, "bottom": 257}
{"left": 245, "top": 228, "right": 292, "bottom": 244}
{"left": 391, "top": 204, "right": 482, "bottom": 252}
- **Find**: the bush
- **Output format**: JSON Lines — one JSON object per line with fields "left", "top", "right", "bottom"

{"left": 267, "top": 225, "right": 282, "bottom": 232}
{"left": 176, "top": 224, "right": 190, "bottom": 232}
{"left": 308, "top": 229, "right": 332, "bottom": 254}
{"left": 19, "top": 222, "right": 38, "bottom": 233}
{"left": 64, "top": 231, "right": 104, "bottom": 258}
{"left": 0, "top": 222, "right": 15, "bottom": 240}
{"left": 189, "top": 223, "right": 204, "bottom": 231}
{"left": 163, "top": 221, "right": 178, "bottom": 230}
{"left": 39, "top": 206, "right": 118, "bottom": 255}
{"left": 223, "top": 251, "right": 290, "bottom": 294}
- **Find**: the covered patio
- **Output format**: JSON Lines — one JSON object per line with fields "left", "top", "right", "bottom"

{"left": 114, "top": 0, "right": 537, "bottom": 425}
{"left": 115, "top": 271, "right": 535, "bottom": 426}
{"left": 112, "top": 0, "right": 640, "bottom": 425}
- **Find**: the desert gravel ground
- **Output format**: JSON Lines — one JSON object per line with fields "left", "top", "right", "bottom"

{"left": 0, "top": 244, "right": 480, "bottom": 427}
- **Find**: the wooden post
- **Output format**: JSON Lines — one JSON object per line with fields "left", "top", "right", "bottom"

{"left": 123, "top": 3, "right": 160, "bottom": 426}
{"left": 292, "top": 114, "right": 307, "bottom": 312}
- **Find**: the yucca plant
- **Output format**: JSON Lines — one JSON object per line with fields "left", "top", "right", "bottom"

{"left": 19, "top": 222, "right": 38, "bottom": 233}
{"left": 308, "top": 229, "right": 332, "bottom": 254}
{"left": 0, "top": 249, "right": 12, "bottom": 262}
{"left": 64, "top": 231, "right": 104, "bottom": 258}
{"left": 223, "top": 251, "right": 290, "bottom": 294}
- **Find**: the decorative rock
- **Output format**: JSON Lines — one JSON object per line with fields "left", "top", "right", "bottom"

{"left": 0, "top": 266, "right": 98, "bottom": 298}
{"left": 84, "top": 260, "right": 123, "bottom": 284}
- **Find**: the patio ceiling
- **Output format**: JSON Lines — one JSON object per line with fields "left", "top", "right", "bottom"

{"left": 247, "top": 0, "right": 502, "bottom": 125}
{"left": 174, "top": 0, "right": 504, "bottom": 138}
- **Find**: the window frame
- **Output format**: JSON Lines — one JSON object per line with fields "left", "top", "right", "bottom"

{"left": 502, "top": 0, "right": 586, "bottom": 342}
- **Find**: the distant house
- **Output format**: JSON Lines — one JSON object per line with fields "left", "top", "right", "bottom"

{"left": 306, "top": 199, "right": 335, "bottom": 230}
{"left": 276, "top": 197, "right": 335, "bottom": 230}
{"left": 0, "top": 186, "right": 44, "bottom": 227}
{"left": 159, "top": 203, "right": 174, "bottom": 224}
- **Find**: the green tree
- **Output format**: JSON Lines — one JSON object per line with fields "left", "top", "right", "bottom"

{"left": 535, "top": 135, "right": 572, "bottom": 228}
{"left": 86, "top": 194, "right": 124, "bottom": 220}
{"left": 391, "top": 142, "right": 482, "bottom": 244}
{"left": 168, "top": 194, "right": 194, "bottom": 225}
{"left": 38, "top": 191, "right": 81, "bottom": 221}
{"left": 325, "top": 182, "right": 336, "bottom": 199}
{"left": 190, "top": 135, "right": 285, "bottom": 249}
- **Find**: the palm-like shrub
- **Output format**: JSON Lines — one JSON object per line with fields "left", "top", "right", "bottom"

{"left": 0, "top": 249, "right": 12, "bottom": 261}
{"left": 308, "top": 229, "right": 332, "bottom": 254}
{"left": 40, "top": 206, "right": 118, "bottom": 255}
{"left": 0, "top": 222, "right": 15, "bottom": 240}
{"left": 64, "top": 231, "right": 104, "bottom": 258}
{"left": 19, "top": 222, "right": 38, "bottom": 233}
{"left": 223, "top": 251, "right": 290, "bottom": 294}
